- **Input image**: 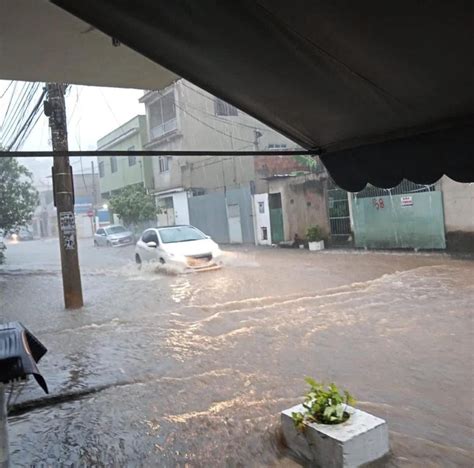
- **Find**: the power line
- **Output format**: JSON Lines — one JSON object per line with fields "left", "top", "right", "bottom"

{"left": 0, "top": 81, "right": 14, "bottom": 99}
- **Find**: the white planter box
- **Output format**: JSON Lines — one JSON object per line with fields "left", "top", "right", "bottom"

{"left": 308, "top": 240, "right": 325, "bottom": 251}
{"left": 281, "top": 404, "right": 389, "bottom": 467}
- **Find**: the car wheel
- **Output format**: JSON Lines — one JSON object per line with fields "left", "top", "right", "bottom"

{"left": 159, "top": 257, "right": 166, "bottom": 265}
{"left": 94, "top": 240, "right": 98, "bottom": 247}
{"left": 107, "top": 240, "right": 112, "bottom": 247}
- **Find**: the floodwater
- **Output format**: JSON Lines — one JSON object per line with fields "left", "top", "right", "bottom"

{"left": 0, "top": 239, "right": 473, "bottom": 466}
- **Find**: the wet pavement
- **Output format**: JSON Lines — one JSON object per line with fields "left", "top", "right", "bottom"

{"left": 0, "top": 239, "right": 473, "bottom": 467}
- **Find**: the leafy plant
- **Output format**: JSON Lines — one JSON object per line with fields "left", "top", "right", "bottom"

{"left": 292, "top": 377, "right": 355, "bottom": 430}
{"left": 109, "top": 185, "right": 157, "bottom": 227}
{"left": 0, "top": 157, "right": 38, "bottom": 231}
{"left": 306, "top": 225, "right": 325, "bottom": 242}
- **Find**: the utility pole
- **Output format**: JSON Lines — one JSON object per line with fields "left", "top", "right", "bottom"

{"left": 45, "top": 83, "right": 83, "bottom": 309}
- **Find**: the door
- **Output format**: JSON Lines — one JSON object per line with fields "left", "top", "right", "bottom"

{"left": 269, "top": 193, "right": 284, "bottom": 244}
{"left": 140, "top": 229, "right": 159, "bottom": 261}
{"left": 227, "top": 203, "right": 243, "bottom": 243}
{"left": 157, "top": 197, "right": 175, "bottom": 226}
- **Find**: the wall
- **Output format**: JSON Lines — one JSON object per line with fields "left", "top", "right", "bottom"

{"left": 440, "top": 177, "right": 474, "bottom": 251}
{"left": 97, "top": 115, "right": 149, "bottom": 196}
{"left": 254, "top": 193, "right": 271, "bottom": 245}
{"left": 141, "top": 80, "right": 294, "bottom": 194}
{"left": 268, "top": 174, "right": 329, "bottom": 241}
{"left": 254, "top": 155, "right": 308, "bottom": 194}
{"left": 189, "top": 186, "right": 255, "bottom": 243}
{"left": 352, "top": 192, "right": 446, "bottom": 249}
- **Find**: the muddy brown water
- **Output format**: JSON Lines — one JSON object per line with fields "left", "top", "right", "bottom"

{"left": 1, "top": 240, "right": 473, "bottom": 466}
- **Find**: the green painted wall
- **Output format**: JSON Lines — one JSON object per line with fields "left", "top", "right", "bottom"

{"left": 352, "top": 192, "right": 446, "bottom": 249}
{"left": 97, "top": 115, "right": 152, "bottom": 195}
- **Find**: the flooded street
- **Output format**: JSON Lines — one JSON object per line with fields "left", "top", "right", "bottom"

{"left": 1, "top": 239, "right": 473, "bottom": 467}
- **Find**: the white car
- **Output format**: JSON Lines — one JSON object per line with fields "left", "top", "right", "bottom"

{"left": 135, "top": 225, "right": 223, "bottom": 271}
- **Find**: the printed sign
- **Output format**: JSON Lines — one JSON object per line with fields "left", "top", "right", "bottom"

{"left": 59, "top": 211, "right": 76, "bottom": 250}
{"left": 63, "top": 232, "right": 76, "bottom": 250}
{"left": 59, "top": 211, "right": 76, "bottom": 233}
{"left": 401, "top": 196, "right": 414, "bottom": 207}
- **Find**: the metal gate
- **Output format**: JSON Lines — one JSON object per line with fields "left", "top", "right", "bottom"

{"left": 269, "top": 193, "right": 284, "bottom": 244}
{"left": 327, "top": 180, "right": 351, "bottom": 244}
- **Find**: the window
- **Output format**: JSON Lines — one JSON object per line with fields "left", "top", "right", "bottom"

{"left": 214, "top": 98, "right": 238, "bottom": 116}
{"left": 99, "top": 161, "right": 105, "bottom": 178}
{"left": 128, "top": 146, "right": 136, "bottom": 166}
{"left": 159, "top": 156, "right": 171, "bottom": 173}
{"left": 110, "top": 156, "right": 118, "bottom": 173}
{"left": 142, "top": 230, "right": 159, "bottom": 244}
{"left": 149, "top": 92, "right": 177, "bottom": 139}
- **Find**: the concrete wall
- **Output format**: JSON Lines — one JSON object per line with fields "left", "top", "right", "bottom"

{"left": 97, "top": 115, "right": 150, "bottom": 196}
{"left": 352, "top": 192, "right": 446, "bottom": 249}
{"left": 440, "top": 177, "right": 474, "bottom": 251}
{"left": 268, "top": 174, "right": 329, "bottom": 241}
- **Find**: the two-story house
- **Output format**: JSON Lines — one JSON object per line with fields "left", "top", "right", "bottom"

{"left": 140, "top": 79, "right": 295, "bottom": 243}
{"left": 97, "top": 115, "right": 152, "bottom": 200}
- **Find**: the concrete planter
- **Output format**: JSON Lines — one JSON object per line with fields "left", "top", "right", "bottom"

{"left": 281, "top": 404, "right": 389, "bottom": 467}
{"left": 308, "top": 240, "right": 325, "bottom": 251}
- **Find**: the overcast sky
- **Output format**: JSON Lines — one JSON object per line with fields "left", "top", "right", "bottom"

{"left": 0, "top": 80, "right": 144, "bottom": 185}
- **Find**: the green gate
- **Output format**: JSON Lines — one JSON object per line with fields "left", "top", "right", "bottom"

{"left": 269, "top": 193, "right": 284, "bottom": 243}
{"left": 352, "top": 182, "right": 446, "bottom": 249}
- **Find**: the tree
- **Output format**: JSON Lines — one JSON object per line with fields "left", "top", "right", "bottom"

{"left": 0, "top": 157, "right": 38, "bottom": 231}
{"left": 109, "top": 185, "right": 157, "bottom": 226}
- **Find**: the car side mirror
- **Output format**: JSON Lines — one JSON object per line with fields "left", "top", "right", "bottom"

{"left": 146, "top": 241, "right": 157, "bottom": 248}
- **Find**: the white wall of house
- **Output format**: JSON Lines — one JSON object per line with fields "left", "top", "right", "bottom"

{"left": 253, "top": 193, "right": 272, "bottom": 245}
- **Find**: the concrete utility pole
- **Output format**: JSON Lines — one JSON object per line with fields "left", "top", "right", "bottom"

{"left": 45, "top": 83, "right": 84, "bottom": 309}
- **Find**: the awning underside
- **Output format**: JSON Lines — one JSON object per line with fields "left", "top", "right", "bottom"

{"left": 9, "top": 1, "right": 474, "bottom": 189}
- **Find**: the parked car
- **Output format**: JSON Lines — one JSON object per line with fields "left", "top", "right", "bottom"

{"left": 11, "top": 227, "right": 34, "bottom": 241}
{"left": 135, "top": 225, "right": 223, "bottom": 271}
{"left": 94, "top": 225, "right": 134, "bottom": 247}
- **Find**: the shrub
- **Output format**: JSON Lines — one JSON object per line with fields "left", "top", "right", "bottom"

{"left": 292, "top": 377, "right": 355, "bottom": 430}
{"left": 306, "top": 225, "right": 325, "bottom": 242}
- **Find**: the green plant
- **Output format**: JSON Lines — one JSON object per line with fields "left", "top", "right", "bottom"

{"left": 109, "top": 185, "right": 157, "bottom": 226}
{"left": 306, "top": 225, "right": 325, "bottom": 242}
{"left": 292, "top": 377, "right": 355, "bottom": 430}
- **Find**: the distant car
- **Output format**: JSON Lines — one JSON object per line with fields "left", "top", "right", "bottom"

{"left": 94, "top": 225, "right": 134, "bottom": 247}
{"left": 135, "top": 225, "right": 223, "bottom": 271}
{"left": 11, "top": 228, "right": 34, "bottom": 241}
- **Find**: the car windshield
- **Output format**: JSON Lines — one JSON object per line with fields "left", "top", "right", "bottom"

{"left": 159, "top": 226, "right": 206, "bottom": 244}
{"left": 106, "top": 226, "right": 126, "bottom": 235}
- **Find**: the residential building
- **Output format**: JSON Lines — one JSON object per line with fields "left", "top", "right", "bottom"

{"left": 140, "top": 79, "right": 296, "bottom": 242}
{"left": 31, "top": 172, "right": 101, "bottom": 238}
{"left": 97, "top": 115, "right": 151, "bottom": 200}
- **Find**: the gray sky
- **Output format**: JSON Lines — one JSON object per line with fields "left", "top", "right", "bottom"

{"left": 0, "top": 80, "right": 144, "bottom": 185}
